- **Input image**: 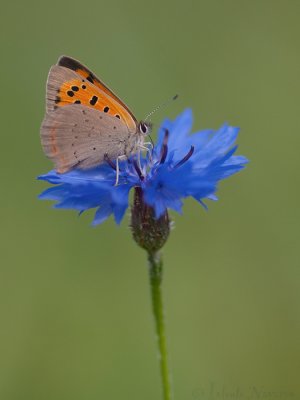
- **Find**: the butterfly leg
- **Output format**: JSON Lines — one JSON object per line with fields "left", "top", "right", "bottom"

{"left": 138, "top": 144, "right": 153, "bottom": 165}
{"left": 136, "top": 144, "right": 153, "bottom": 172}
{"left": 115, "top": 155, "right": 127, "bottom": 186}
{"left": 143, "top": 142, "right": 154, "bottom": 160}
{"left": 143, "top": 141, "right": 154, "bottom": 150}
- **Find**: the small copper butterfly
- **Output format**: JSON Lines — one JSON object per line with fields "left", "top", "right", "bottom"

{"left": 40, "top": 56, "right": 151, "bottom": 174}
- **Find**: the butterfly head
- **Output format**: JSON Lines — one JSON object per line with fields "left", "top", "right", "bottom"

{"left": 138, "top": 121, "right": 152, "bottom": 136}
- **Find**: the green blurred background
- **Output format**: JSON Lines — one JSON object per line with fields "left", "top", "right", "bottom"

{"left": 1, "top": 0, "right": 299, "bottom": 399}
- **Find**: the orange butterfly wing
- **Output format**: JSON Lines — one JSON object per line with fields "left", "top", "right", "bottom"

{"left": 46, "top": 56, "right": 137, "bottom": 132}
{"left": 58, "top": 56, "right": 136, "bottom": 118}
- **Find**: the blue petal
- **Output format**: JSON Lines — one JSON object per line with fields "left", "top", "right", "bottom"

{"left": 224, "top": 155, "right": 249, "bottom": 166}
{"left": 155, "top": 109, "right": 193, "bottom": 160}
{"left": 38, "top": 185, "right": 70, "bottom": 200}
{"left": 92, "top": 203, "right": 112, "bottom": 226}
{"left": 204, "top": 124, "right": 239, "bottom": 154}
{"left": 111, "top": 184, "right": 132, "bottom": 224}
{"left": 207, "top": 194, "right": 218, "bottom": 201}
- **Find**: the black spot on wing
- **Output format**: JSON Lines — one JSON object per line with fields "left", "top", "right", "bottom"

{"left": 90, "top": 96, "right": 98, "bottom": 106}
{"left": 87, "top": 75, "right": 94, "bottom": 84}
{"left": 104, "top": 106, "right": 109, "bottom": 113}
{"left": 67, "top": 90, "right": 74, "bottom": 97}
{"left": 71, "top": 86, "right": 79, "bottom": 91}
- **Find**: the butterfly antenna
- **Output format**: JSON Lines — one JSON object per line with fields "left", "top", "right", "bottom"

{"left": 144, "top": 94, "right": 178, "bottom": 122}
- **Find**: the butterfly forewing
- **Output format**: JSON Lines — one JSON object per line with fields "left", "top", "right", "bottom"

{"left": 47, "top": 65, "right": 137, "bottom": 132}
{"left": 58, "top": 56, "right": 136, "bottom": 120}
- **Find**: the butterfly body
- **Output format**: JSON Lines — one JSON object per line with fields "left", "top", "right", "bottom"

{"left": 40, "top": 56, "right": 150, "bottom": 173}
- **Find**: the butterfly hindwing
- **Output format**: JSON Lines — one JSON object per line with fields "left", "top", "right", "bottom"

{"left": 41, "top": 105, "right": 137, "bottom": 173}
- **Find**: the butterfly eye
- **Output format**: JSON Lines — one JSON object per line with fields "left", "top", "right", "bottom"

{"left": 139, "top": 122, "right": 149, "bottom": 135}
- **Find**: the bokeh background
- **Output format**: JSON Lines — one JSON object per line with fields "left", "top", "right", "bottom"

{"left": 1, "top": 0, "right": 299, "bottom": 399}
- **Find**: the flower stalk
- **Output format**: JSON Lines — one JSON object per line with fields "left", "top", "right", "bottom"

{"left": 131, "top": 187, "right": 172, "bottom": 400}
{"left": 148, "top": 251, "right": 172, "bottom": 400}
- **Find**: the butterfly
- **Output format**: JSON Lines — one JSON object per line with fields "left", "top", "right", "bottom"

{"left": 40, "top": 56, "right": 151, "bottom": 175}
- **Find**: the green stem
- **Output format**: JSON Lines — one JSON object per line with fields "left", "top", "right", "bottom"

{"left": 148, "top": 251, "right": 172, "bottom": 400}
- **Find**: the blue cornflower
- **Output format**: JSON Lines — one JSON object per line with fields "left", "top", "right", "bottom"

{"left": 38, "top": 109, "right": 248, "bottom": 226}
